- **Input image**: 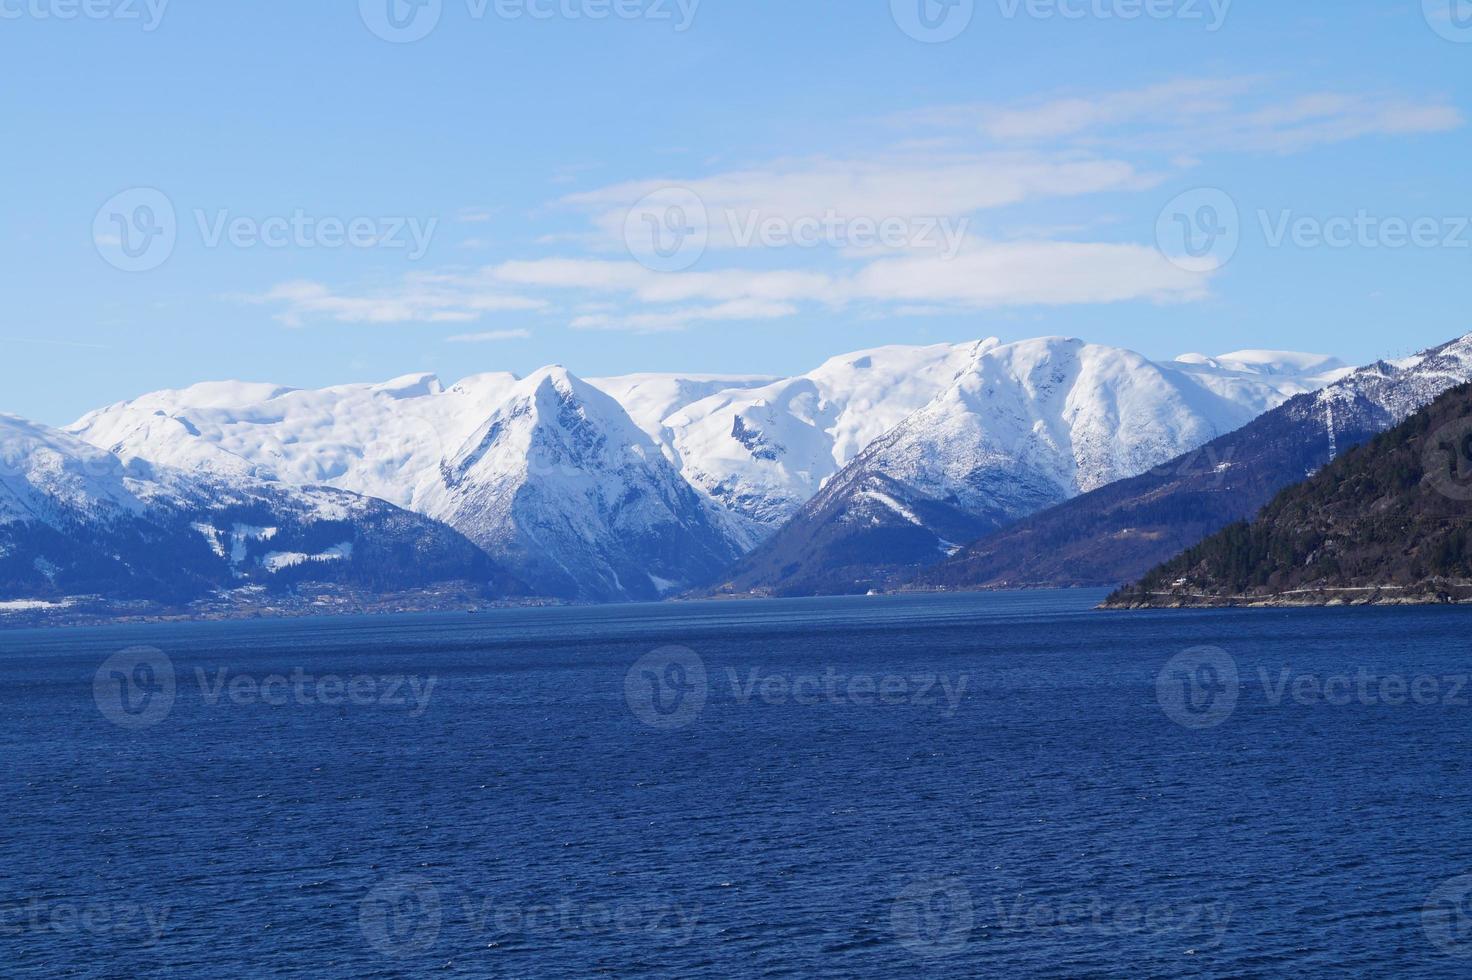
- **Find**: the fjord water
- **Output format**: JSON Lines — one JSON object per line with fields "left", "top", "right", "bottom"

{"left": 4, "top": 593, "right": 1472, "bottom": 977}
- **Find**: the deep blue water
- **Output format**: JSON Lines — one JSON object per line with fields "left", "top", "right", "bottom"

{"left": 5, "top": 591, "right": 1472, "bottom": 977}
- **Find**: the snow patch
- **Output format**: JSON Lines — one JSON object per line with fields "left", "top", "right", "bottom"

{"left": 262, "top": 542, "right": 353, "bottom": 572}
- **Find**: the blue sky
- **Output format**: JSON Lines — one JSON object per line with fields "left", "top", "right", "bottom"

{"left": 3, "top": 0, "right": 1470, "bottom": 424}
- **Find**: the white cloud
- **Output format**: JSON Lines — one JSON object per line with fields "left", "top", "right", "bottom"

{"left": 251, "top": 278, "right": 545, "bottom": 327}
{"left": 570, "top": 299, "right": 801, "bottom": 333}
{"left": 242, "top": 78, "right": 1461, "bottom": 334}
{"left": 446, "top": 329, "right": 532, "bottom": 342}
{"left": 912, "top": 77, "right": 1462, "bottom": 154}
{"left": 562, "top": 153, "right": 1157, "bottom": 253}
{"left": 848, "top": 240, "right": 1211, "bottom": 307}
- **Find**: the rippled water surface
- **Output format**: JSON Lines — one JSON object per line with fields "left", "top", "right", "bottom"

{"left": 5, "top": 591, "right": 1472, "bottom": 977}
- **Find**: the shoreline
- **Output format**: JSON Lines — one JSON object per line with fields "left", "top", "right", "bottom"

{"left": 1101, "top": 585, "right": 1472, "bottom": 610}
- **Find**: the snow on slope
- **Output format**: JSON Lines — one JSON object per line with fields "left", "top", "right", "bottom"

{"left": 71, "top": 372, "right": 523, "bottom": 509}
{"left": 419, "top": 367, "right": 743, "bottom": 600}
{"left": 709, "top": 337, "right": 1349, "bottom": 596}
{"left": 654, "top": 340, "right": 1000, "bottom": 534}
{"left": 67, "top": 337, "right": 1346, "bottom": 600}
{"left": 0, "top": 413, "right": 504, "bottom": 602}
{"left": 71, "top": 367, "right": 749, "bottom": 602}
{"left": 586, "top": 374, "right": 775, "bottom": 448}
{"left": 0, "top": 412, "right": 144, "bottom": 524}
{"left": 652, "top": 340, "right": 1348, "bottom": 537}
{"left": 863, "top": 337, "right": 1329, "bottom": 511}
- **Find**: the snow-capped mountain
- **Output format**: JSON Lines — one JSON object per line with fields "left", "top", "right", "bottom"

{"left": 586, "top": 373, "right": 776, "bottom": 449}
{"left": 67, "top": 335, "right": 1345, "bottom": 603}
{"left": 71, "top": 368, "right": 749, "bottom": 602}
{"left": 648, "top": 342, "right": 994, "bottom": 535}
{"left": 917, "top": 331, "right": 1472, "bottom": 593}
{"left": 0, "top": 413, "right": 509, "bottom": 604}
{"left": 417, "top": 368, "right": 745, "bottom": 601}
{"left": 706, "top": 337, "right": 1349, "bottom": 596}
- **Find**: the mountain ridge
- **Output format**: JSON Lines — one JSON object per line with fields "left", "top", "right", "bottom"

{"left": 914, "top": 332, "right": 1472, "bottom": 593}
{"left": 0, "top": 413, "right": 518, "bottom": 610}
{"left": 57, "top": 335, "right": 1348, "bottom": 607}
{"left": 702, "top": 336, "right": 1347, "bottom": 596}
{"left": 1103, "top": 380, "right": 1472, "bottom": 608}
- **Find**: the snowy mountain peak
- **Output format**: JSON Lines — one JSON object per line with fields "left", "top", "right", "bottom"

{"left": 0, "top": 413, "right": 141, "bottom": 523}
{"left": 443, "top": 365, "right": 649, "bottom": 489}
{"left": 1176, "top": 350, "right": 1350, "bottom": 378}
{"left": 710, "top": 335, "right": 1350, "bottom": 597}
{"left": 62, "top": 334, "right": 1352, "bottom": 602}
{"left": 371, "top": 373, "right": 444, "bottom": 398}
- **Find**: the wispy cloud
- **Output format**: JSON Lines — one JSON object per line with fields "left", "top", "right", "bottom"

{"left": 250, "top": 278, "right": 544, "bottom": 327}
{"left": 561, "top": 153, "right": 1157, "bottom": 253}
{"left": 907, "top": 77, "right": 1462, "bottom": 154}
{"left": 446, "top": 329, "right": 532, "bottom": 342}
{"left": 244, "top": 78, "right": 1462, "bottom": 334}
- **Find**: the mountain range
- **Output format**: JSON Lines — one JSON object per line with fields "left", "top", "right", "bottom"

{"left": 1104, "top": 380, "right": 1472, "bottom": 607}
{"left": 54, "top": 337, "right": 1347, "bottom": 608}
{"left": 705, "top": 339, "right": 1348, "bottom": 596}
{"left": 0, "top": 413, "right": 513, "bottom": 615}
{"left": 917, "top": 332, "right": 1472, "bottom": 594}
